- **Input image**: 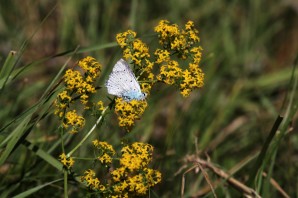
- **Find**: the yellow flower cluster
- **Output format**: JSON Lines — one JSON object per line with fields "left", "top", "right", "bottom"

{"left": 93, "top": 140, "right": 116, "bottom": 165}
{"left": 154, "top": 20, "right": 204, "bottom": 97}
{"left": 155, "top": 20, "right": 200, "bottom": 59}
{"left": 114, "top": 98, "right": 148, "bottom": 128}
{"left": 63, "top": 110, "right": 85, "bottom": 134}
{"left": 59, "top": 153, "right": 75, "bottom": 169}
{"left": 180, "top": 63, "right": 205, "bottom": 97}
{"left": 64, "top": 56, "right": 101, "bottom": 105}
{"left": 110, "top": 142, "right": 161, "bottom": 196}
{"left": 54, "top": 56, "right": 103, "bottom": 133}
{"left": 96, "top": 101, "right": 105, "bottom": 111}
{"left": 116, "top": 30, "right": 136, "bottom": 48}
{"left": 80, "top": 142, "right": 161, "bottom": 197}
{"left": 157, "top": 60, "right": 182, "bottom": 85}
{"left": 116, "top": 30, "right": 155, "bottom": 95}
{"left": 81, "top": 169, "right": 106, "bottom": 191}
{"left": 120, "top": 142, "right": 153, "bottom": 171}
{"left": 116, "top": 30, "right": 149, "bottom": 66}
{"left": 54, "top": 91, "right": 71, "bottom": 117}
{"left": 155, "top": 49, "right": 170, "bottom": 64}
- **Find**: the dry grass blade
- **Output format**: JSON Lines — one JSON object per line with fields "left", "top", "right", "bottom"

{"left": 262, "top": 172, "right": 290, "bottom": 198}
{"left": 184, "top": 155, "right": 261, "bottom": 198}
{"left": 181, "top": 164, "right": 217, "bottom": 198}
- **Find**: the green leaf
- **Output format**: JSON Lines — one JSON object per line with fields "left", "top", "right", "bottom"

{"left": 0, "top": 115, "right": 31, "bottom": 166}
{"left": 22, "top": 140, "right": 63, "bottom": 170}
{"left": 12, "top": 179, "right": 63, "bottom": 198}
{"left": 0, "top": 51, "right": 17, "bottom": 90}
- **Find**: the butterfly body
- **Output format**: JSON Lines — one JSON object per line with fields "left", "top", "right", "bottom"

{"left": 105, "top": 59, "right": 146, "bottom": 101}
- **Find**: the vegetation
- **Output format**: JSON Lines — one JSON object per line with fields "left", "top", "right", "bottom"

{"left": 0, "top": 1, "right": 297, "bottom": 197}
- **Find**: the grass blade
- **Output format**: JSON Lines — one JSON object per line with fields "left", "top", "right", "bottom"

{"left": 0, "top": 115, "right": 31, "bottom": 166}
{"left": 12, "top": 179, "right": 63, "bottom": 198}
{"left": 0, "top": 51, "right": 17, "bottom": 90}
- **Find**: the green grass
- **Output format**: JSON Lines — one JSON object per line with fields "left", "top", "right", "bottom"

{"left": 0, "top": 0, "right": 297, "bottom": 197}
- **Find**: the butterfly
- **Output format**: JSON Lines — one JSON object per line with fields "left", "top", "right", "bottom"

{"left": 105, "top": 59, "right": 147, "bottom": 101}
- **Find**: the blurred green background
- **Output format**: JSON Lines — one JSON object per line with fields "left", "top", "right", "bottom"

{"left": 0, "top": 0, "right": 297, "bottom": 197}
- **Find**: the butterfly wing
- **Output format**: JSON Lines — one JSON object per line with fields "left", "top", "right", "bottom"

{"left": 105, "top": 59, "right": 142, "bottom": 98}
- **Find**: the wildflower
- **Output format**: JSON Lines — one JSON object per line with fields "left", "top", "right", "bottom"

{"left": 184, "top": 21, "right": 200, "bottom": 43}
{"left": 143, "top": 168, "right": 162, "bottom": 186}
{"left": 127, "top": 174, "right": 147, "bottom": 195}
{"left": 59, "top": 153, "right": 75, "bottom": 169}
{"left": 78, "top": 56, "right": 102, "bottom": 81}
{"left": 63, "top": 110, "right": 85, "bottom": 134}
{"left": 124, "top": 39, "right": 150, "bottom": 66}
{"left": 116, "top": 30, "right": 136, "bottom": 48}
{"left": 93, "top": 140, "right": 116, "bottom": 165}
{"left": 155, "top": 20, "right": 180, "bottom": 47}
{"left": 54, "top": 56, "right": 102, "bottom": 118}
{"left": 157, "top": 60, "right": 182, "bottom": 85}
{"left": 154, "top": 20, "right": 205, "bottom": 97}
{"left": 180, "top": 63, "right": 204, "bottom": 97}
{"left": 82, "top": 141, "right": 161, "bottom": 196}
{"left": 154, "top": 49, "right": 171, "bottom": 64}
{"left": 113, "top": 180, "right": 129, "bottom": 194}
{"left": 190, "top": 46, "right": 203, "bottom": 64}
{"left": 155, "top": 20, "right": 200, "bottom": 59}
{"left": 54, "top": 91, "right": 72, "bottom": 117}
{"left": 120, "top": 142, "right": 153, "bottom": 171}
{"left": 96, "top": 100, "right": 105, "bottom": 111}
{"left": 116, "top": 30, "right": 155, "bottom": 97}
{"left": 111, "top": 167, "right": 127, "bottom": 182}
{"left": 57, "top": 90, "right": 72, "bottom": 103}
{"left": 81, "top": 169, "right": 104, "bottom": 191}
{"left": 98, "top": 153, "right": 111, "bottom": 164}
{"left": 114, "top": 98, "right": 148, "bottom": 128}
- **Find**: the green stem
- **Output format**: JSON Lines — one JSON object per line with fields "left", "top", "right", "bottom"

{"left": 64, "top": 170, "right": 68, "bottom": 198}
{"left": 67, "top": 106, "right": 108, "bottom": 156}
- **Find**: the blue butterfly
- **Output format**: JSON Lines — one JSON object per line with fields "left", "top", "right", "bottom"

{"left": 105, "top": 59, "right": 147, "bottom": 101}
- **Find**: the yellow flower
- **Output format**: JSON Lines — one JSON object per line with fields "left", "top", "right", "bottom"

{"left": 78, "top": 56, "right": 102, "bottom": 81}
{"left": 114, "top": 98, "right": 148, "bottom": 128}
{"left": 154, "top": 49, "right": 170, "bottom": 64}
{"left": 57, "top": 90, "right": 72, "bottom": 102}
{"left": 96, "top": 101, "right": 105, "bottom": 111}
{"left": 81, "top": 169, "right": 104, "bottom": 191}
{"left": 99, "top": 153, "right": 112, "bottom": 164}
{"left": 155, "top": 20, "right": 201, "bottom": 59}
{"left": 54, "top": 56, "right": 104, "bottom": 129}
{"left": 155, "top": 20, "right": 180, "bottom": 44}
{"left": 127, "top": 174, "right": 148, "bottom": 195}
{"left": 63, "top": 110, "right": 85, "bottom": 134}
{"left": 84, "top": 141, "right": 161, "bottom": 196}
{"left": 93, "top": 140, "right": 115, "bottom": 153}
{"left": 80, "top": 94, "right": 89, "bottom": 105}
{"left": 120, "top": 142, "right": 153, "bottom": 171}
{"left": 113, "top": 180, "right": 129, "bottom": 193}
{"left": 59, "top": 153, "right": 75, "bottom": 169}
{"left": 116, "top": 30, "right": 154, "bottom": 96}
{"left": 111, "top": 167, "right": 127, "bottom": 182}
{"left": 179, "top": 63, "right": 204, "bottom": 97}
{"left": 157, "top": 60, "right": 182, "bottom": 85}
{"left": 116, "top": 30, "right": 136, "bottom": 48}
{"left": 144, "top": 168, "right": 162, "bottom": 186}
{"left": 154, "top": 20, "right": 205, "bottom": 97}
{"left": 141, "top": 82, "right": 152, "bottom": 95}
{"left": 190, "top": 46, "right": 203, "bottom": 64}
{"left": 185, "top": 21, "right": 194, "bottom": 30}
{"left": 93, "top": 140, "right": 115, "bottom": 165}
{"left": 55, "top": 56, "right": 101, "bottom": 113}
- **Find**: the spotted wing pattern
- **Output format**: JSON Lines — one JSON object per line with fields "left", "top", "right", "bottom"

{"left": 105, "top": 59, "right": 145, "bottom": 101}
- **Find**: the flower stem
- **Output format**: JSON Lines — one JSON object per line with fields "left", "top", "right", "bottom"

{"left": 67, "top": 106, "right": 108, "bottom": 156}
{"left": 64, "top": 170, "right": 68, "bottom": 198}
